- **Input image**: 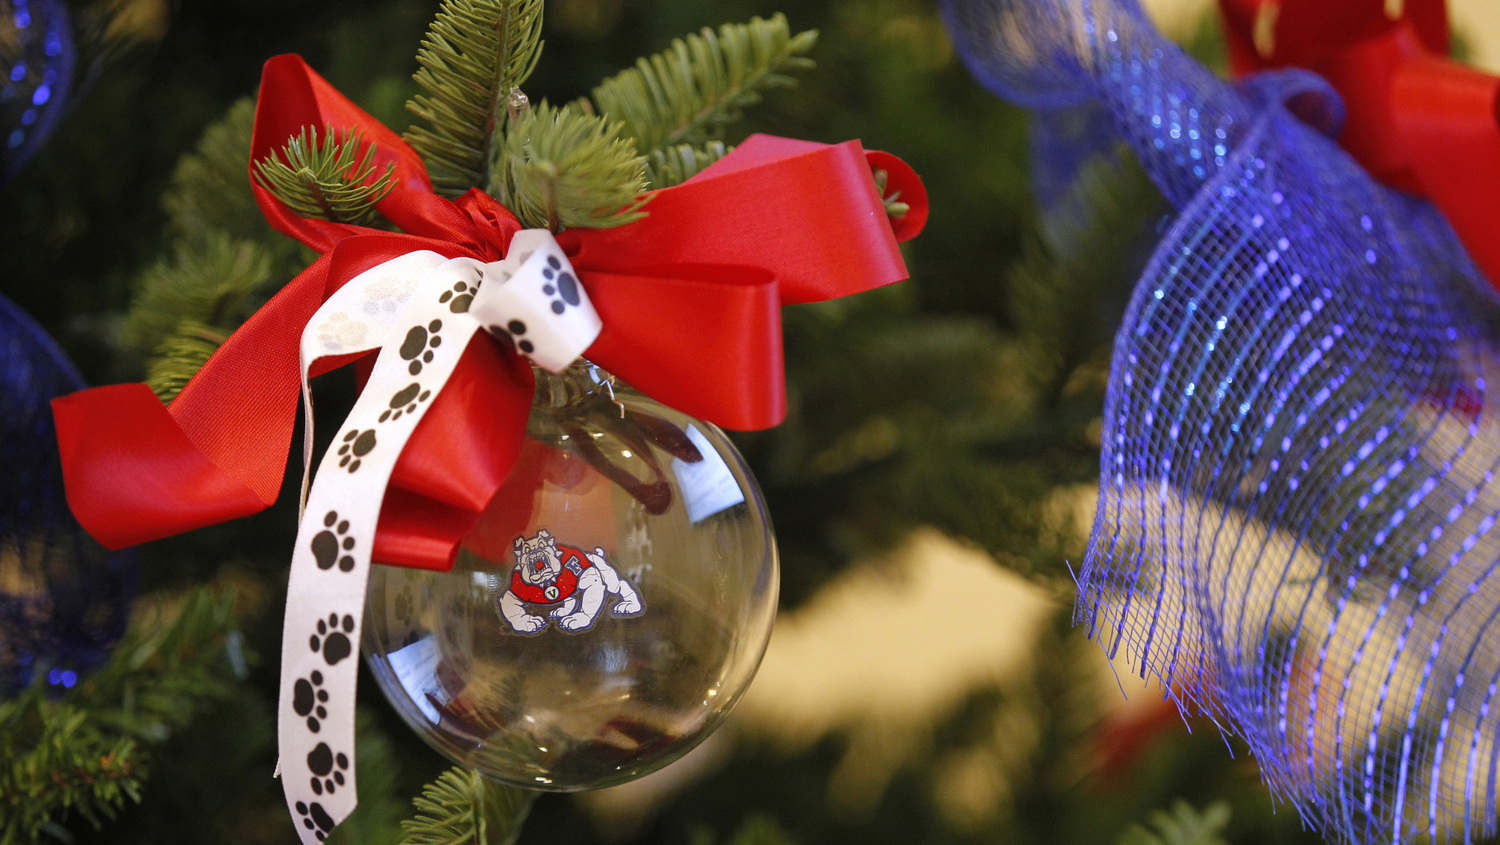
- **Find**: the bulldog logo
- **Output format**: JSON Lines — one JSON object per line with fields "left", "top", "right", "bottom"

{"left": 496, "top": 529, "right": 643, "bottom": 634}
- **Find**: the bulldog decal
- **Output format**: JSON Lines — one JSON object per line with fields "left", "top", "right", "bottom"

{"left": 496, "top": 529, "right": 644, "bottom": 634}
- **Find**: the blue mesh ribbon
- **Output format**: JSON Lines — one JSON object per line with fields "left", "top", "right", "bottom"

{"left": 945, "top": 0, "right": 1500, "bottom": 842}
{"left": 0, "top": 293, "right": 133, "bottom": 692}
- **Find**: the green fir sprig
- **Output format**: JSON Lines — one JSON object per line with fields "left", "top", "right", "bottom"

{"left": 0, "top": 589, "right": 245, "bottom": 845}
{"left": 145, "top": 319, "right": 230, "bottom": 404}
{"left": 404, "top": 0, "right": 545, "bottom": 196}
{"left": 644, "top": 140, "right": 729, "bottom": 189}
{"left": 398, "top": 768, "right": 536, "bottom": 845}
{"left": 586, "top": 15, "right": 817, "bottom": 156}
{"left": 498, "top": 102, "right": 650, "bottom": 231}
{"left": 1117, "top": 801, "right": 1233, "bottom": 845}
{"left": 122, "top": 232, "right": 274, "bottom": 404}
{"left": 260, "top": 6, "right": 814, "bottom": 232}
{"left": 252, "top": 127, "right": 396, "bottom": 225}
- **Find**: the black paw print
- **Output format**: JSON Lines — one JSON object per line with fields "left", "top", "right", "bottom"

{"left": 540, "top": 255, "right": 581, "bottom": 315}
{"left": 307, "top": 742, "right": 350, "bottom": 796}
{"left": 337, "top": 429, "right": 376, "bottom": 472}
{"left": 310, "top": 613, "right": 355, "bottom": 665}
{"left": 438, "top": 279, "right": 477, "bottom": 313}
{"left": 400, "top": 320, "right": 443, "bottom": 375}
{"left": 293, "top": 669, "right": 330, "bottom": 732}
{"left": 379, "top": 382, "right": 432, "bottom": 423}
{"left": 489, "top": 319, "right": 535, "bottom": 356}
{"left": 310, "top": 511, "right": 355, "bottom": 572}
{"left": 295, "top": 800, "right": 336, "bottom": 841}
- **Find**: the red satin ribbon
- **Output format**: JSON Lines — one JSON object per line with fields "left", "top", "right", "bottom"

{"left": 53, "top": 54, "right": 927, "bottom": 571}
{"left": 1218, "top": 0, "right": 1500, "bottom": 288}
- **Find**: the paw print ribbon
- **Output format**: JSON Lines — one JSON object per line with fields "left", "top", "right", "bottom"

{"left": 51, "top": 53, "right": 928, "bottom": 570}
{"left": 1218, "top": 0, "right": 1500, "bottom": 288}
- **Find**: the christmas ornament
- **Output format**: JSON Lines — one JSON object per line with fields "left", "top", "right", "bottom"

{"left": 0, "top": 292, "right": 134, "bottom": 694}
{"left": 1218, "top": 0, "right": 1500, "bottom": 291}
{"left": 945, "top": 0, "right": 1500, "bottom": 843}
{"left": 365, "top": 362, "right": 775, "bottom": 789}
{"left": 0, "top": 0, "right": 73, "bottom": 185}
{"left": 52, "top": 54, "right": 925, "bottom": 843}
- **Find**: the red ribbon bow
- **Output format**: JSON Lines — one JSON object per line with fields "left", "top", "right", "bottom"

{"left": 1219, "top": 0, "right": 1500, "bottom": 288}
{"left": 52, "top": 54, "right": 927, "bottom": 571}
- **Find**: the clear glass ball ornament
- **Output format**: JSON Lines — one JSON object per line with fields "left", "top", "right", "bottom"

{"left": 362, "top": 363, "right": 778, "bottom": 790}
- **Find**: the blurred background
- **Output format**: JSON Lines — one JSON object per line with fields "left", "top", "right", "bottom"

{"left": 6, "top": 0, "right": 1500, "bottom": 843}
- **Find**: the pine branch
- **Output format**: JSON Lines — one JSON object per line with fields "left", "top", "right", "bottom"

{"left": 163, "top": 99, "right": 262, "bottom": 241}
{"left": 1117, "top": 800, "right": 1232, "bottom": 845}
{"left": 1007, "top": 148, "right": 1164, "bottom": 412}
{"left": 252, "top": 126, "right": 396, "bottom": 225}
{"left": 398, "top": 768, "right": 536, "bottom": 845}
{"left": 122, "top": 232, "right": 271, "bottom": 356}
{"left": 0, "top": 704, "right": 143, "bottom": 844}
{"left": 162, "top": 96, "right": 310, "bottom": 275}
{"left": 497, "top": 102, "right": 649, "bottom": 231}
{"left": 0, "top": 589, "right": 244, "bottom": 844}
{"left": 586, "top": 15, "right": 817, "bottom": 156}
{"left": 644, "top": 140, "right": 729, "bottom": 189}
{"left": 145, "top": 320, "right": 229, "bottom": 404}
{"left": 122, "top": 232, "right": 273, "bottom": 403}
{"left": 404, "top": 0, "right": 545, "bottom": 197}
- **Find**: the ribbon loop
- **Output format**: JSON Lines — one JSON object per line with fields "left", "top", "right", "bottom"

{"left": 470, "top": 230, "right": 603, "bottom": 373}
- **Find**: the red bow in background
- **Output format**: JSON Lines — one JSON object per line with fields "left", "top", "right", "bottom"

{"left": 1218, "top": 0, "right": 1500, "bottom": 287}
{"left": 53, "top": 54, "right": 927, "bottom": 571}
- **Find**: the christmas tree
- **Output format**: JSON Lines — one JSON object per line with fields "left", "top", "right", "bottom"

{"left": 0, "top": 0, "right": 1440, "bottom": 843}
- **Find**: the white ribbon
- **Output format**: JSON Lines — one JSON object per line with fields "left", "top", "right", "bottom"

{"left": 277, "top": 232, "right": 600, "bottom": 843}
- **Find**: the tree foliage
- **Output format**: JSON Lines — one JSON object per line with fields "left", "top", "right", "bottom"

{"left": 251, "top": 127, "right": 396, "bottom": 225}
{"left": 405, "top": 0, "right": 545, "bottom": 196}
{"left": 398, "top": 768, "right": 535, "bottom": 845}
{"left": 1117, "top": 801, "right": 1233, "bottom": 845}
{"left": 497, "top": 102, "right": 649, "bottom": 230}
{"left": 585, "top": 15, "right": 816, "bottom": 156}
{"left": 0, "top": 590, "right": 243, "bottom": 845}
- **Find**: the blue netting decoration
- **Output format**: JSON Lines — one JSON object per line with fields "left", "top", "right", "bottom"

{"left": 945, "top": 1, "right": 1500, "bottom": 842}
{"left": 0, "top": 293, "right": 134, "bottom": 694}
{"left": 0, "top": 0, "right": 75, "bottom": 185}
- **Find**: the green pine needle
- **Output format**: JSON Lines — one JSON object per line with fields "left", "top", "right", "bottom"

{"left": 586, "top": 15, "right": 817, "bottom": 157}
{"left": 398, "top": 768, "right": 535, "bottom": 845}
{"left": 122, "top": 232, "right": 274, "bottom": 403}
{"left": 498, "top": 102, "right": 649, "bottom": 230}
{"left": 0, "top": 589, "right": 244, "bottom": 844}
{"left": 1117, "top": 800, "right": 1233, "bottom": 845}
{"left": 145, "top": 320, "right": 229, "bottom": 404}
{"left": 644, "top": 140, "right": 729, "bottom": 189}
{"left": 252, "top": 126, "right": 396, "bottom": 225}
{"left": 404, "top": 0, "right": 545, "bottom": 196}
{"left": 1007, "top": 148, "right": 1165, "bottom": 409}
{"left": 164, "top": 98, "right": 278, "bottom": 247}
{"left": 122, "top": 232, "right": 273, "bottom": 356}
